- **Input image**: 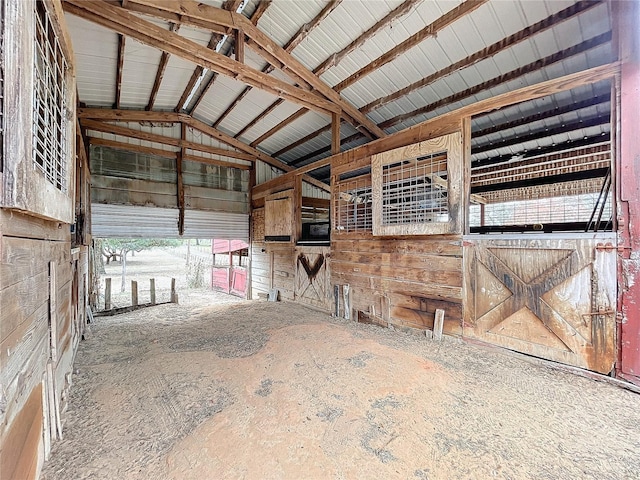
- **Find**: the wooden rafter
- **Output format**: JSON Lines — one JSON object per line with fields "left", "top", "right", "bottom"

{"left": 295, "top": 62, "right": 620, "bottom": 176}
{"left": 313, "top": 0, "right": 420, "bottom": 77}
{"left": 81, "top": 119, "right": 257, "bottom": 161}
{"left": 472, "top": 114, "right": 611, "bottom": 156}
{"left": 106, "top": 0, "right": 229, "bottom": 35}
{"left": 273, "top": 1, "right": 601, "bottom": 160}
{"left": 147, "top": 22, "right": 180, "bottom": 111}
{"left": 233, "top": 99, "right": 283, "bottom": 138}
{"left": 247, "top": 0, "right": 484, "bottom": 148}
{"left": 114, "top": 35, "right": 125, "bottom": 109}
{"left": 176, "top": 1, "right": 268, "bottom": 114}
{"left": 333, "top": 0, "right": 489, "bottom": 93}
{"left": 64, "top": 0, "right": 339, "bottom": 115}
{"left": 175, "top": 35, "right": 219, "bottom": 113}
{"left": 378, "top": 31, "right": 612, "bottom": 130}
{"left": 213, "top": 0, "right": 341, "bottom": 134}
{"left": 90, "top": 136, "right": 251, "bottom": 170}
{"left": 472, "top": 94, "right": 610, "bottom": 139}
{"left": 249, "top": 108, "right": 309, "bottom": 148}
{"left": 360, "top": 0, "right": 602, "bottom": 114}
{"left": 126, "top": 0, "right": 386, "bottom": 138}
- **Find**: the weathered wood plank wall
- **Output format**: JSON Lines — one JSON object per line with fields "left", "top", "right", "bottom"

{"left": 331, "top": 235, "right": 463, "bottom": 335}
{"left": 0, "top": 1, "right": 88, "bottom": 478}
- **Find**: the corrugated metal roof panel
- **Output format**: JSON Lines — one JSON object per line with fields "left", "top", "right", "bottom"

{"left": 65, "top": 14, "right": 118, "bottom": 107}
{"left": 120, "top": 39, "right": 164, "bottom": 109}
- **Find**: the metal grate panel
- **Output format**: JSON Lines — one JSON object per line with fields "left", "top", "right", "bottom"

{"left": 33, "top": 0, "right": 68, "bottom": 192}
{"left": 333, "top": 174, "right": 372, "bottom": 234}
{"left": 381, "top": 152, "right": 449, "bottom": 226}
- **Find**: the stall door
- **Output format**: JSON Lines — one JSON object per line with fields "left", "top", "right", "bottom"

{"left": 463, "top": 235, "right": 616, "bottom": 374}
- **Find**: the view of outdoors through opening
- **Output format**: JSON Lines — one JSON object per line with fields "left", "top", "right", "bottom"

{"left": 469, "top": 80, "right": 612, "bottom": 234}
{"left": 94, "top": 238, "right": 248, "bottom": 312}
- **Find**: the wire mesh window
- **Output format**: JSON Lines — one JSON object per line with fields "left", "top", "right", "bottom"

{"left": 333, "top": 174, "right": 372, "bottom": 233}
{"left": 469, "top": 143, "right": 613, "bottom": 233}
{"left": 381, "top": 152, "right": 449, "bottom": 226}
{"left": 33, "top": 0, "right": 69, "bottom": 192}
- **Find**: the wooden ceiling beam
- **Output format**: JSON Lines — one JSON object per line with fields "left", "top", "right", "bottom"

{"left": 114, "top": 35, "right": 125, "bottom": 109}
{"left": 217, "top": 1, "right": 341, "bottom": 137}
{"left": 129, "top": 0, "right": 385, "bottom": 138}
{"left": 175, "top": 34, "right": 220, "bottom": 113}
{"left": 233, "top": 98, "right": 283, "bottom": 139}
{"left": 472, "top": 94, "right": 610, "bottom": 139}
{"left": 81, "top": 119, "right": 256, "bottom": 161}
{"left": 147, "top": 22, "right": 180, "bottom": 111}
{"left": 272, "top": 124, "right": 331, "bottom": 158}
{"left": 378, "top": 31, "right": 612, "bottom": 130}
{"left": 333, "top": 0, "right": 489, "bottom": 93}
{"left": 250, "top": 108, "right": 310, "bottom": 148}
{"left": 105, "top": 0, "right": 230, "bottom": 34}
{"left": 189, "top": 72, "right": 219, "bottom": 114}
{"left": 472, "top": 114, "right": 610, "bottom": 156}
{"left": 78, "top": 108, "right": 182, "bottom": 122}
{"left": 64, "top": 0, "right": 339, "bottom": 116}
{"left": 313, "top": 0, "right": 420, "bottom": 77}
{"left": 271, "top": 1, "right": 604, "bottom": 161}
{"left": 89, "top": 136, "right": 177, "bottom": 158}
{"left": 295, "top": 62, "right": 620, "bottom": 176}
{"left": 361, "top": 0, "right": 602, "bottom": 114}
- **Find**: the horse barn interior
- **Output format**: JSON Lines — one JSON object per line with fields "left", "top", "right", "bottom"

{"left": 2, "top": 0, "right": 640, "bottom": 478}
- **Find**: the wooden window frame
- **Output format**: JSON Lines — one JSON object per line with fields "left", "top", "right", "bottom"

{"left": 372, "top": 132, "right": 463, "bottom": 236}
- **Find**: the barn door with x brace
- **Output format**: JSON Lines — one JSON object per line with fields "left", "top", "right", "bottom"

{"left": 463, "top": 234, "right": 617, "bottom": 374}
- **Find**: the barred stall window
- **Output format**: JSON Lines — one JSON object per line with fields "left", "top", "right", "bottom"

{"left": 333, "top": 171, "right": 373, "bottom": 234}
{"left": 371, "top": 132, "right": 463, "bottom": 236}
{"left": 33, "top": 0, "right": 69, "bottom": 192}
{"left": 381, "top": 151, "right": 449, "bottom": 226}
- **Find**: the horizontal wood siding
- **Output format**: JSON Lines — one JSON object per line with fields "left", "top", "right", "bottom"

{"left": 0, "top": 210, "right": 81, "bottom": 480}
{"left": 331, "top": 235, "right": 463, "bottom": 335}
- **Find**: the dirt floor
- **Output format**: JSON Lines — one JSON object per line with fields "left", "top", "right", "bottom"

{"left": 40, "top": 249, "right": 640, "bottom": 480}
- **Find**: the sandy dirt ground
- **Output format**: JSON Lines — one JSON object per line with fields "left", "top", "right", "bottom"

{"left": 41, "top": 252, "right": 640, "bottom": 480}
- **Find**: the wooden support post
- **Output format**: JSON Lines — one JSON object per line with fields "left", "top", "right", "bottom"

{"left": 433, "top": 308, "right": 445, "bottom": 341}
{"left": 331, "top": 111, "right": 341, "bottom": 155}
{"left": 343, "top": 284, "right": 351, "bottom": 320}
{"left": 131, "top": 280, "right": 138, "bottom": 306}
{"left": 177, "top": 151, "right": 185, "bottom": 236}
{"left": 105, "top": 277, "right": 112, "bottom": 310}
{"left": 235, "top": 29, "right": 245, "bottom": 63}
{"left": 150, "top": 278, "right": 156, "bottom": 305}
{"left": 294, "top": 174, "right": 303, "bottom": 243}
{"left": 171, "top": 278, "right": 178, "bottom": 303}
{"left": 334, "top": 285, "right": 341, "bottom": 317}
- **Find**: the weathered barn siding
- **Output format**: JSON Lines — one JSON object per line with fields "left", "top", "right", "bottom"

{"left": 250, "top": 207, "right": 332, "bottom": 310}
{"left": 331, "top": 236, "right": 463, "bottom": 335}
{"left": 0, "top": 1, "right": 88, "bottom": 478}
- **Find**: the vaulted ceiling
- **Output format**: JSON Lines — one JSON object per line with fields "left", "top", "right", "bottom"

{"left": 65, "top": 0, "right": 613, "bottom": 183}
